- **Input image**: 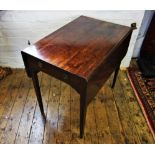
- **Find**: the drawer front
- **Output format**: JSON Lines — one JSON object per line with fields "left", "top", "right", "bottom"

{"left": 27, "top": 56, "right": 70, "bottom": 80}
{"left": 26, "top": 55, "right": 84, "bottom": 93}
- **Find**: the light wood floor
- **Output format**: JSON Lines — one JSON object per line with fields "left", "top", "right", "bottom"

{"left": 0, "top": 69, "right": 154, "bottom": 144}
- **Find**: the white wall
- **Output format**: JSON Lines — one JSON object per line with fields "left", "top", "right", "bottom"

{"left": 0, "top": 10, "right": 145, "bottom": 68}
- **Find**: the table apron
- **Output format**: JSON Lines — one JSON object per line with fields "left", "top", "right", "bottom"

{"left": 21, "top": 53, "right": 86, "bottom": 94}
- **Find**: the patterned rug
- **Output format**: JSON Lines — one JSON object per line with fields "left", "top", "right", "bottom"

{"left": 127, "top": 67, "right": 155, "bottom": 139}
{"left": 0, "top": 67, "right": 12, "bottom": 81}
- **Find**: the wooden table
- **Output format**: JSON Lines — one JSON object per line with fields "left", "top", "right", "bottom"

{"left": 21, "top": 16, "right": 135, "bottom": 138}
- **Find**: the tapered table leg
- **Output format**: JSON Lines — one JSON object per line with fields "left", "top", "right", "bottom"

{"left": 111, "top": 66, "right": 120, "bottom": 89}
{"left": 31, "top": 71, "right": 46, "bottom": 121}
{"left": 80, "top": 90, "right": 87, "bottom": 138}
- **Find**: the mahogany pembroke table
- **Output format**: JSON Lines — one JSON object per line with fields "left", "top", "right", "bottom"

{"left": 21, "top": 16, "right": 136, "bottom": 138}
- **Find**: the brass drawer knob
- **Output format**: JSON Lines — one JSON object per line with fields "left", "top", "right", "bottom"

{"left": 38, "top": 61, "right": 43, "bottom": 68}
{"left": 63, "top": 74, "right": 68, "bottom": 80}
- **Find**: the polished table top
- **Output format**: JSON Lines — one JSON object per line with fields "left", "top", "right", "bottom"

{"left": 23, "top": 16, "right": 132, "bottom": 80}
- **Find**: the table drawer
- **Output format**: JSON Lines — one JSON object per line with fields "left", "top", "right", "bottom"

{"left": 26, "top": 54, "right": 83, "bottom": 93}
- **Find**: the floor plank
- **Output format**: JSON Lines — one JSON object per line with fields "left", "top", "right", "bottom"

{"left": 0, "top": 70, "right": 24, "bottom": 140}
{"left": 56, "top": 82, "right": 71, "bottom": 144}
{"left": 0, "top": 69, "right": 154, "bottom": 144}
{"left": 29, "top": 73, "right": 51, "bottom": 144}
{"left": 110, "top": 73, "right": 141, "bottom": 144}
{"left": 15, "top": 73, "right": 43, "bottom": 144}
{"left": 0, "top": 71, "right": 30, "bottom": 144}
{"left": 119, "top": 71, "right": 154, "bottom": 144}
{"left": 43, "top": 77, "right": 61, "bottom": 144}
{"left": 84, "top": 100, "right": 99, "bottom": 144}
{"left": 101, "top": 79, "right": 125, "bottom": 144}
{"left": 94, "top": 89, "right": 114, "bottom": 144}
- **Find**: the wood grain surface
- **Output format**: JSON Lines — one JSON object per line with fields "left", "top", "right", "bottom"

{"left": 0, "top": 69, "right": 154, "bottom": 143}
{"left": 22, "top": 16, "right": 132, "bottom": 80}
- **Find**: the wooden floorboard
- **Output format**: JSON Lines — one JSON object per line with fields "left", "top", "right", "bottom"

{"left": 43, "top": 76, "right": 61, "bottom": 144}
{"left": 0, "top": 68, "right": 154, "bottom": 144}
{"left": 110, "top": 73, "right": 141, "bottom": 143}
{"left": 119, "top": 71, "right": 154, "bottom": 144}
{"left": 0, "top": 70, "right": 23, "bottom": 141}
{"left": 29, "top": 72, "right": 51, "bottom": 144}
{"left": 84, "top": 99, "right": 99, "bottom": 144}
{"left": 15, "top": 73, "right": 43, "bottom": 144}
{"left": 0, "top": 70, "right": 30, "bottom": 143}
{"left": 94, "top": 88, "right": 114, "bottom": 144}
{"left": 102, "top": 80, "right": 125, "bottom": 143}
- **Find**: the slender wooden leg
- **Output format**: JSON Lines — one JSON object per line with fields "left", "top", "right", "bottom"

{"left": 111, "top": 66, "right": 120, "bottom": 89}
{"left": 31, "top": 71, "right": 46, "bottom": 121}
{"left": 80, "top": 91, "right": 87, "bottom": 138}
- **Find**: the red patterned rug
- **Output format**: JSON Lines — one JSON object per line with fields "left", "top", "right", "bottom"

{"left": 127, "top": 67, "right": 155, "bottom": 139}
